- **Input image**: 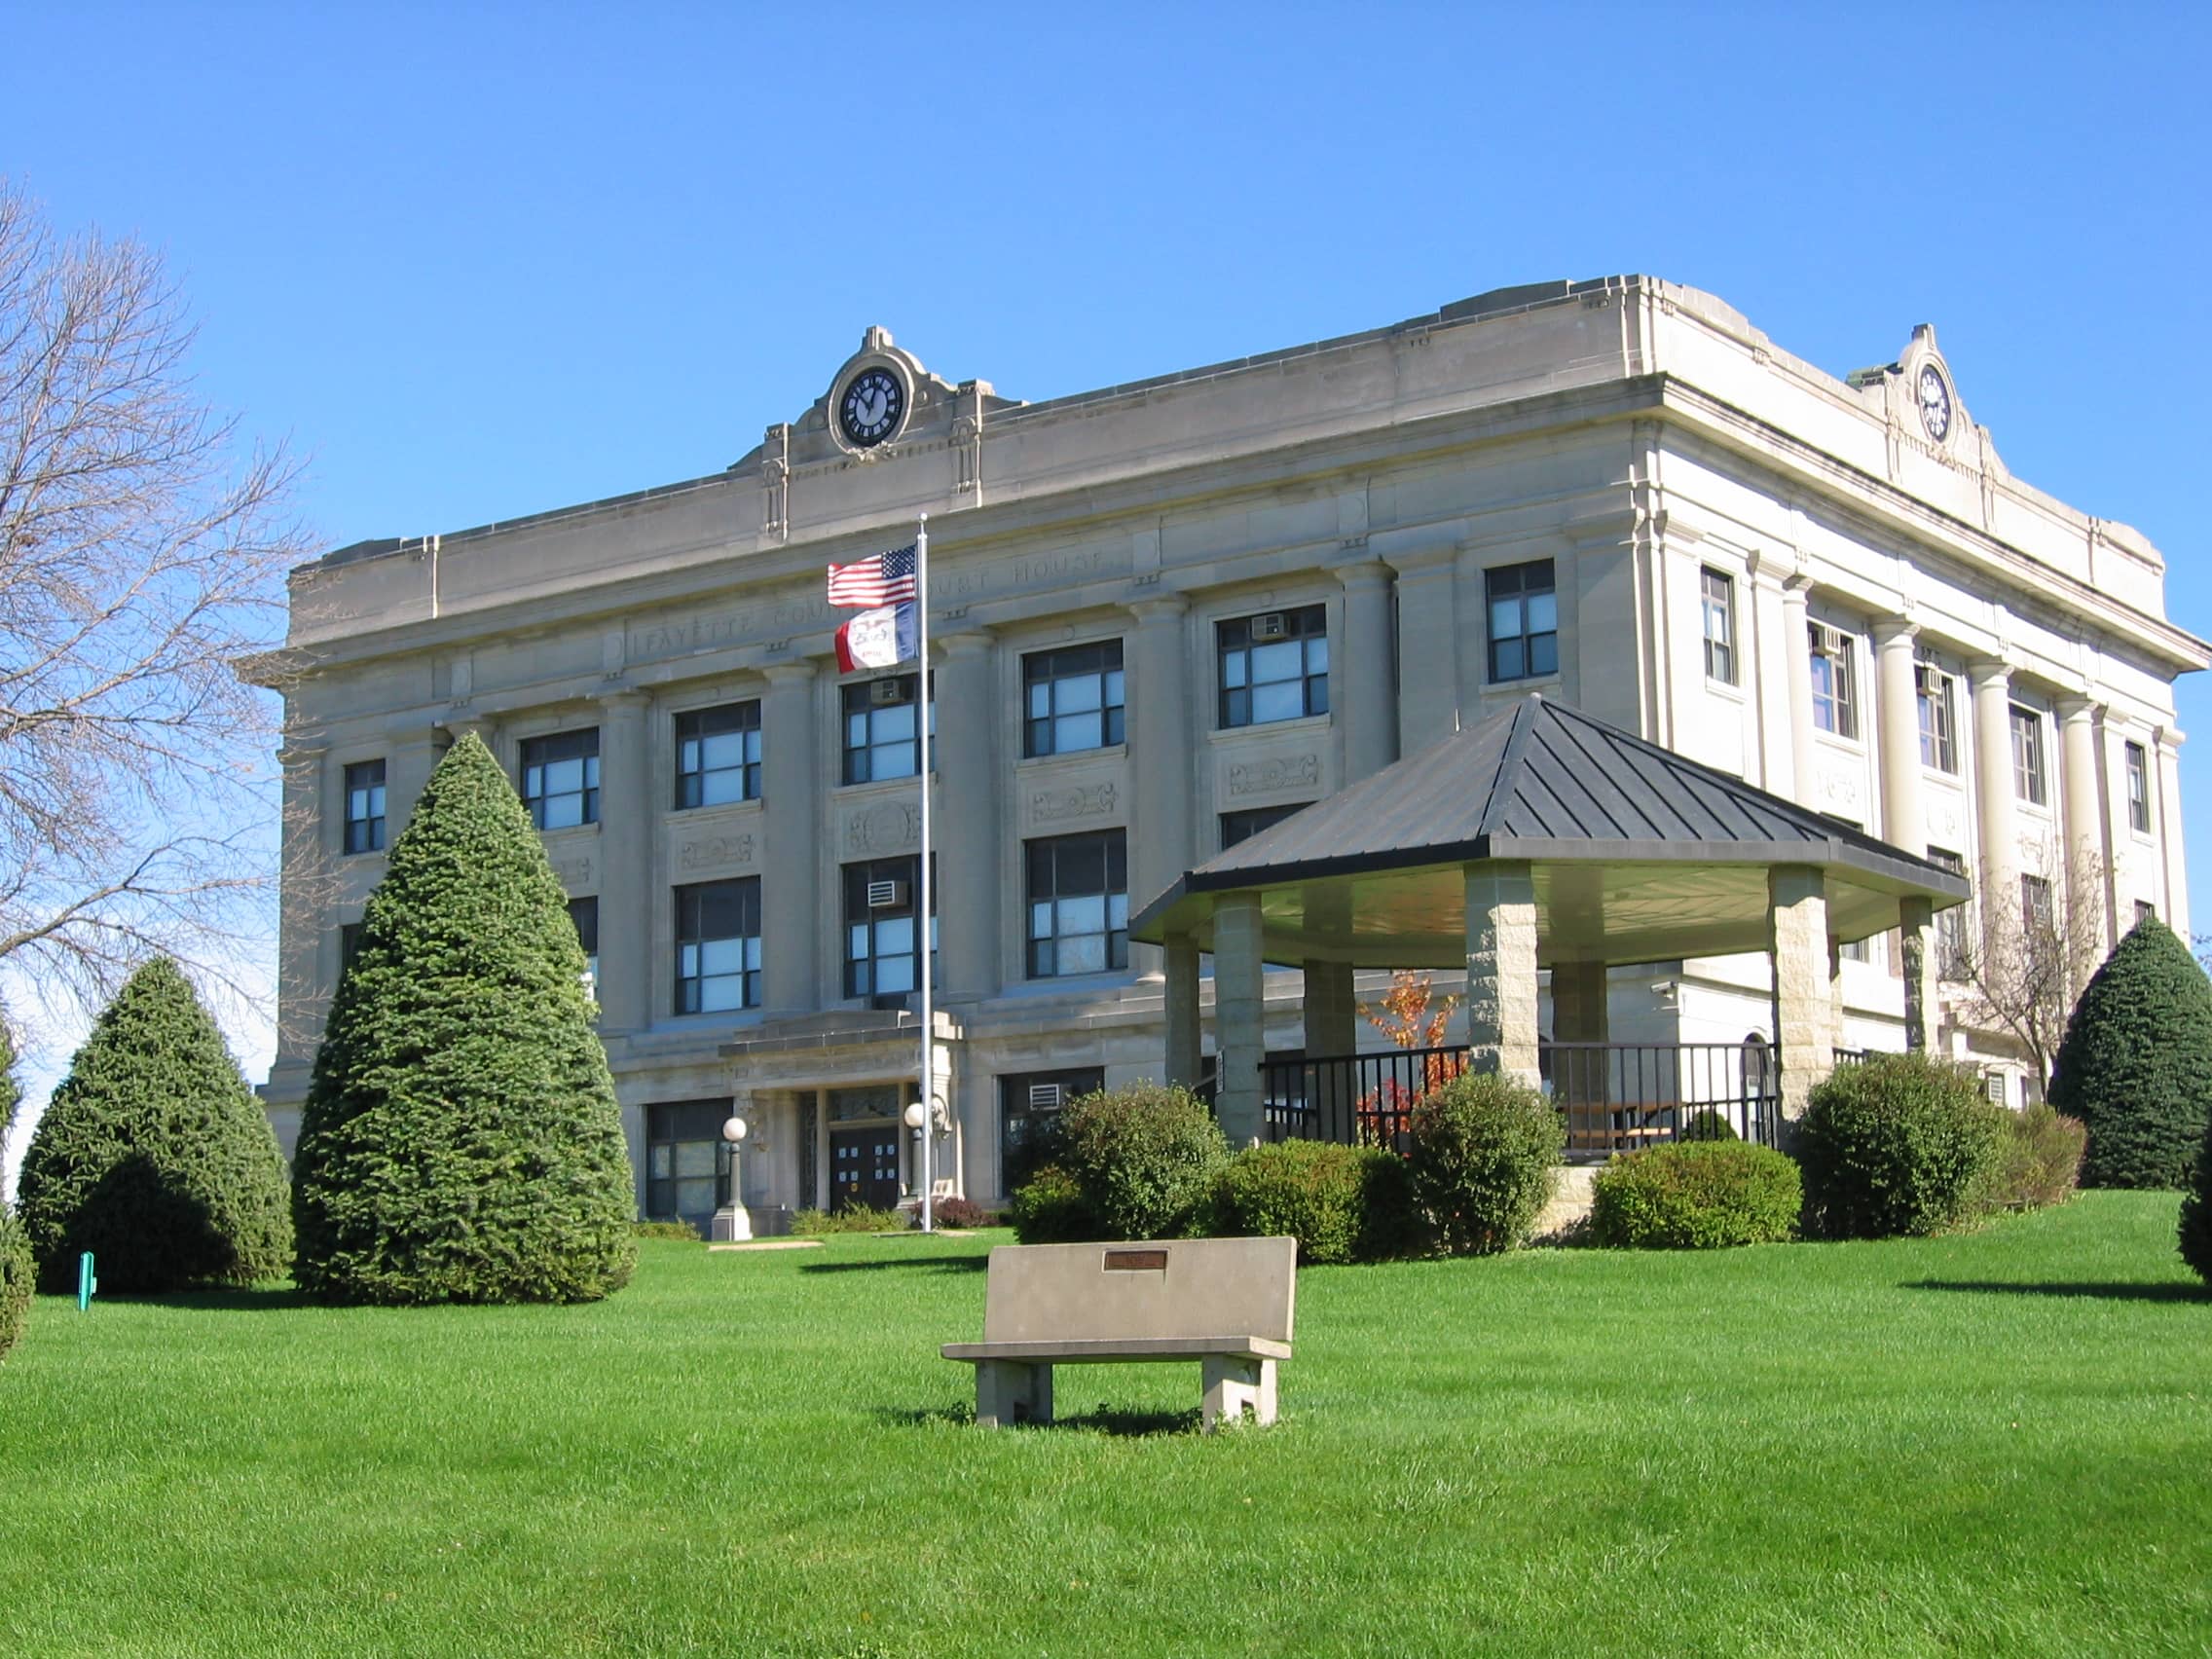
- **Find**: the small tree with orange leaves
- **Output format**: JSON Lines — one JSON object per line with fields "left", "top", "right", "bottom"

{"left": 1354, "top": 971, "right": 1467, "bottom": 1144}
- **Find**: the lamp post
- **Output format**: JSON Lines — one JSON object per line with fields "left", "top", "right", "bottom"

{"left": 715, "top": 1114, "right": 751, "bottom": 1242}
{"left": 903, "top": 1099, "right": 930, "bottom": 1230}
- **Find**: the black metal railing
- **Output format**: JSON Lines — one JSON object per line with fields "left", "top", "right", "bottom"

{"left": 1258, "top": 1047, "right": 1471, "bottom": 1150}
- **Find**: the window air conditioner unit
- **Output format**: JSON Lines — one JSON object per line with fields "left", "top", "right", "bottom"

{"left": 1809, "top": 623, "right": 1846, "bottom": 657}
{"left": 1027, "top": 1083, "right": 1066, "bottom": 1112}
{"left": 1984, "top": 1071, "right": 2009, "bottom": 1106}
{"left": 866, "top": 878, "right": 908, "bottom": 909}
{"left": 869, "top": 678, "right": 909, "bottom": 707}
{"left": 1250, "top": 611, "right": 1289, "bottom": 643}
{"left": 1914, "top": 663, "right": 1943, "bottom": 695}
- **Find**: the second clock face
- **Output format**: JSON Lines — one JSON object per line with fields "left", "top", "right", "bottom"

{"left": 839, "top": 367, "right": 905, "bottom": 448}
{"left": 1917, "top": 364, "right": 1952, "bottom": 443}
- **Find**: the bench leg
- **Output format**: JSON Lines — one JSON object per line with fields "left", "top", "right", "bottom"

{"left": 975, "top": 1360, "right": 1053, "bottom": 1427}
{"left": 1201, "top": 1355, "right": 1277, "bottom": 1430}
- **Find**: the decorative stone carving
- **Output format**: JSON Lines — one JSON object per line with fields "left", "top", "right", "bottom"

{"left": 1227, "top": 753, "right": 1319, "bottom": 798}
{"left": 679, "top": 832, "right": 756, "bottom": 872}
{"left": 844, "top": 799, "right": 920, "bottom": 854}
{"left": 1817, "top": 759, "right": 1862, "bottom": 813}
{"left": 1926, "top": 793, "right": 1965, "bottom": 843}
{"left": 1031, "top": 783, "right": 1117, "bottom": 825}
{"left": 551, "top": 855, "right": 596, "bottom": 891}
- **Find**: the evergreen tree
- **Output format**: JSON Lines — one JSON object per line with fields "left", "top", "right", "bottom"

{"left": 2, "top": 1020, "right": 30, "bottom": 1359}
{"left": 15, "top": 959, "right": 291, "bottom": 1293}
{"left": 2181, "top": 1124, "right": 2211, "bottom": 1285}
{"left": 291, "top": 732, "right": 635, "bottom": 1304}
{"left": 2048, "top": 916, "right": 2212, "bottom": 1189}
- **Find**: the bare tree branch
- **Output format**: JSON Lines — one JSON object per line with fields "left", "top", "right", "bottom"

{"left": 0, "top": 178, "right": 313, "bottom": 1020}
{"left": 1945, "top": 842, "right": 2111, "bottom": 1097}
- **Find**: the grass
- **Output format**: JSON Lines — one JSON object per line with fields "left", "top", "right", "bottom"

{"left": 1, "top": 1193, "right": 2207, "bottom": 1657}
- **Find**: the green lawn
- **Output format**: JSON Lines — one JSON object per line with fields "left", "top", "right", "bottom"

{"left": 2, "top": 1193, "right": 2207, "bottom": 1657}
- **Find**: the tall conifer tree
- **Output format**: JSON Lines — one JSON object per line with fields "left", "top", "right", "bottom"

{"left": 291, "top": 732, "right": 635, "bottom": 1304}
{"left": 16, "top": 959, "right": 291, "bottom": 1292}
{"left": 2048, "top": 916, "right": 2212, "bottom": 1189}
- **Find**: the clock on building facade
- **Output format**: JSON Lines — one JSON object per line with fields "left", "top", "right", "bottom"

{"left": 1917, "top": 363, "right": 1952, "bottom": 443}
{"left": 838, "top": 366, "right": 906, "bottom": 448}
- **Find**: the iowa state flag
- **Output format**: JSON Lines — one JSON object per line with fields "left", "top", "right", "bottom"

{"left": 834, "top": 601, "right": 918, "bottom": 672}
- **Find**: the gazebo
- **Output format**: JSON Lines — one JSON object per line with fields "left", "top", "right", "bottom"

{"left": 1129, "top": 694, "right": 1971, "bottom": 1151}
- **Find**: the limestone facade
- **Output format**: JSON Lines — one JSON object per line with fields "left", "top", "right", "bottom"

{"left": 253, "top": 278, "right": 2206, "bottom": 1227}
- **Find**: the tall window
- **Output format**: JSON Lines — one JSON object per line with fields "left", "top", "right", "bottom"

{"left": 343, "top": 758, "right": 387, "bottom": 854}
{"left": 2020, "top": 873, "right": 2054, "bottom": 936}
{"left": 1926, "top": 848, "right": 1969, "bottom": 978}
{"left": 2009, "top": 704, "right": 2047, "bottom": 805}
{"left": 675, "top": 878, "right": 761, "bottom": 1014}
{"left": 842, "top": 676, "right": 929, "bottom": 784}
{"left": 1217, "top": 606, "right": 1327, "bottom": 728}
{"left": 568, "top": 896, "right": 599, "bottom": 990}
{"left": 2125, "top": 741, "right": 2151, "bottom": 832}
{"left": 1915, "top": 664, "right": 1958, "bottom": 774}
{"left": 521, "top": 729, "right": 600, "bottom": 828}
{"left": 843, "top": 857, "right": 937, "bottom": 999}
{"left": 2136, "top": 900, "right": 2157, "bottom": 930}
{"left": 1221, "top": 802, "right": 1308, "bottom": 849}
{"left": 1024, "top": 640, "right": 1124, "bottom": 757}
{"left": 1827, "top": 816, "right": 1872, "bottom": 962}
{"left": 1808, "top": 624, "right": 1858, "bottom": 738}
{"left": 1701, "top": 568, "right": 1736, "bottom": 684}
{"left": 676, "top": 702, "right": 762, "bottom": 808}
{"left": 1486, "top": 560, "right": 1557, "bottom": 682}
{"left": 1025, "top": 830, "right": 1128, "bottom": 978}
{"left": 998, "top": 1067, "right": 1105, "bottom": 1192}
{"left": 645, "top": 1100, "right": 731, "bottom": 1231}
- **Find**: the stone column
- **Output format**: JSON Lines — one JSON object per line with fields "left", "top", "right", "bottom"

{"left": 1780, "top": 576, "right": 1818, "bottom": 803}
{"left": 1163, "top": 934, "right": 1202, "bottom": 1087}
{"left": 1899, "top": 896, "right": 1935, "bottom": 1052}
{"left": 2057, "top": 696, "right": 2108, "bottom": 951}
{"left": 1336, "top": 561, "right": 1398, "bottom": 784}
{"left": 1463, "top": 862, "right": 1539, "bottom": 1085}
{"left": 933, "top": 632, "right": 1000, "bottom": 1001}
{"left": 594, "top": 688, "right": 652, "bottom": 1033}
{"left": 274, "top": 739, "right": 329, "bottom": 1064}
{"left": 1873, "top": 620, "right": 1924, "bottom": 855}
{"left": 1303, "top": 958, "right": 1358, "bottom": 1142}
{"left": 1126, "top": 598, "right": 1194, "bottom": 977}
{"left": 1548, "top": 959, "right": 1607, "bottom": 1138}
{"left": 1968, "top": 658, "right": 2017, "bottom": 944}
{"left": 1387, "top": 545, "right": 1459, "bottom": 756}
{"left": 1211, "top": 892, "right": 1268, "bottom": 1149}
{"left": 2157, "top": 729, "right": 2191, "bottom": 938}
{"left": 760, "top": 661, "right": 822, "bottom": 1014}
{"left": 1768, "top": 866, "right": 1834, "bottom": 1120}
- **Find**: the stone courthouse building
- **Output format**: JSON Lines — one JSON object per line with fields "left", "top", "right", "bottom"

{"left": 254, "top": 277, "right": 2204, "bottom": 1234}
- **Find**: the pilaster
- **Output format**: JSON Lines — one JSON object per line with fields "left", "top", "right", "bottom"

{"left": 1779, "top": 576, "right": 1817, "bottom": 804}
{"left": 1967, "top": 657, "right": 2017, "bottom": 951}
{"left": 2057, "top": 695, "right": 2107, "bottom": 953}
{"left": 594, "top": 688, "right": 652, "bottom": 1032}
{"left": 1211, "top": 892, "right": 1267, "bottom": 1149}
{"left": 760, "top": 661, "right": 822, "bottom": 1013}
{"left": 1385, "top": 544, "right": 1459, "bottom": 756}
{"left": 1164, "top": 934, "right": 1202, "bottom": 1088}
{"left": 933, "top": 632, "right": 1000, "bottom": 1001}
{"left": 1872, "top": 619, "right": 1923, "bottom": 855}
{"left": 1463, "top": 862, "right": 1539, "bottom": 1085}
{"left": 275, "top": 739, "right": 330, "bottom": 1064}
{"left": 1126, "top": 597, "right": 1194, "bottom": 976}
{"left": 1335, "top": 560, "right": 1398, "bottom": 785}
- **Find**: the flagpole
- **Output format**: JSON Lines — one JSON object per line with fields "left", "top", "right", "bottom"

{"left": 914, "top": 512, "right": 935, "bottom": 1234}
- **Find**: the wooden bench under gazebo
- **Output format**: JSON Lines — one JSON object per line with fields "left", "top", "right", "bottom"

{"left": 1129, "top": 694, "right": 1971, "bottom": 1151}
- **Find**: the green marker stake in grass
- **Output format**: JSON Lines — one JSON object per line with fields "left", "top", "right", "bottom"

{"left": 76, "top": 1252, "right": 94, "bottom": 1310}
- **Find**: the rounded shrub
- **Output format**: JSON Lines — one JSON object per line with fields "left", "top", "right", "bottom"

{"left": 2181, "top": 1129, "right": 2210, "bottom": 1285}
{"left": 1051, "top": 1083, "right": 1230, "bottom": 1241}
{"left": 2048, "top": 915, "right": 2212, "bottom": 1190}
{"left": 1009, "top": 1164, "right": 1094, "bottom": 1243}
{"left": 1406, "top": 1068, "right": 1563, "bottom": 1255}
{"left": 17, "top": 958, "right": 291, "bottom": 1294}
{"left": 1678, "top": 1108, "right": 1740, "bottom": 1143}
{"left": 1798, "top": 1053, "right": 2007, "bottom": 1239}
{"left": 291, "top": 733, "right": 635, "bottom": 1305}
{"left": 0, "top": 1210, "right": 28, "bottom": 1364}
{"left": 1980, "top": 1103, "right": 2086, "bottom": 1212}
{"left": 920, "top": 1195, "right": 997, "bottom": 1231}
{"left": 1211, "top": 1139, "right": 1422, "bottom": 1265}
{"left": 1590, "top": 1142, "right": 1801, "bottom": 1249}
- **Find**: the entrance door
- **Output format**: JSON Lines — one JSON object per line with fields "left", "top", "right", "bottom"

{"left": 830, "top": 1125, "right": 902, "bottom": 1212}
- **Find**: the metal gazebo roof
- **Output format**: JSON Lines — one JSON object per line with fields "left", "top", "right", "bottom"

{"left": 1129, "top": 693, "right": 1971, "bottom": 970}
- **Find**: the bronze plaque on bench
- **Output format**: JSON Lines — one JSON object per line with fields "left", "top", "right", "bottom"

{"left": 1102, "top": 1248, "right": 1169, "bottom": 1272}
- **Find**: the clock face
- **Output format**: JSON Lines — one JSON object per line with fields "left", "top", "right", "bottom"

{"left": 1917, "top": 363, "right": 1952, "bottom": 443}
{"left": 839, "top": 366, "right": 905, "bottom": 448}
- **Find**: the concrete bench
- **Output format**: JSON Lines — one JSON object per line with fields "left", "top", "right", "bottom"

{"left": 941, "top": 1235, "right": 1297, "bottom": 1431}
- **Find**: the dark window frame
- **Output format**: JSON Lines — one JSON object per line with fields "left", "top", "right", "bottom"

{"left": 1486, "top": 560, "right": 1558, "bottom": 683}
{"left": 1221, "top": 802, "right": 1309, "bottom": 850}
{"left": 841, "top": 675, "right": 933, "bottom": 786}
{"left": 1022, "top": 640, "right": 1125, "bottom": 757}
{"left": 521, "top": 728, "right": 601, "bottom": 829}
{"left": 1216, "top": 605, "right": 1328, "bottom": 729}
{"left": 2009, "top": 704, "right": 2047, "bottom": 805}
{"left": 1926, "top": 847, "right": 1969, "bottom": 978}
{"left": 842, "top": 856, "right": 938, "bottom": 1000}
{"left": 675, "top": 878, "right": 762, "bottom": 1014}
{"left": 998, "top": 1066, "right": 1106, "bottom": 1193}
{"left": 676, "top": 701, "right": 762, "bottom": 809}
{"left": 1701, "top": 568, "right": 1737, "bottom": 685}
{"left": 1809, "top": 625, "right": 1859, "bottom": 739}
{"left": 2125, "top": 741, "right": 2152, "bottom": 833}
{"left": 343, "top": 758, "right": 387, "bottom": 855}
{"left": 645, "top": 1099, "right": 732, "bottom": 1228}
{"left": 1915, "top": 664, "right": 1958, "bottom": 774}
{"left": 568, "top": 896, "right": 600, "bottom": 988}
{"left": 1024, "top": 830, "right": 1129, "bottom": 979}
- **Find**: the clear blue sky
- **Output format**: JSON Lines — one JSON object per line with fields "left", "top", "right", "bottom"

{"left": 3, "top": 1, "right": 2208, "bottom": 1079}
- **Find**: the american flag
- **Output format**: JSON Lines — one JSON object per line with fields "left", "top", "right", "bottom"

{"left": 827, "top": 543, "right": 918, "bottom": 608}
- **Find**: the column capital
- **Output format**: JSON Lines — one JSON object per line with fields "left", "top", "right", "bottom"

{"left": 1126, "top": 593, "right": 1189, "bottom": 625}
{"left": 2055, "top": 693, "right": 2101, "bottom": 725}
{"left": 761, "top": 659, "right": 820, "bottom": 686}
{"left": 1381, "top": 539, "right": 1458, "bottom": 578}
{"left": 1966, "top": 654, "right": 2013, "bottom": 688}
{"left": 276, "top": 735, "right": 328, "bottom": 763}
{"left": 937, "top": 630, "right": 994, "bottom": 660}
{"left": 438, "top": 713, "right": 498, "bottom": 747}
{"left": 1331, "top": 558, "right": 1393, "bottom": 593}
{"left": 595, "top": 686, "right": 651, "bottom": 713}
{"left": 1781, "top": 571, "right": 1815, "bottom": 600}
{"left": 1871, "top": 616, "right": 1919, "bottom": 649}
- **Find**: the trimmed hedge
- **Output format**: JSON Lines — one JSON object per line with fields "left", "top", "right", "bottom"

{"left": 2048, "top": 916, "right": 2212, "bottom": 1189}
{"left": 291, "top": 733, "right": 635, "bottom": 1305}
{"left": 919, "top": 1195, "right": 998, "bottom": 1231}
{"left": 1406, "top": 1069, "right": 1563, "bottom": 1255}
{"left": 1799, "top": 1053, "right": 2007, "bottom": 1239}
{"left": 1678, "top": 1109, "right": 1740, "bottom": 1143}
{"left": 17, "top": 959, "right": 291, "bottom": 1293}
{"left": 1008, "top": 1164, "right": 1093, "bottom": 1244}
{"left": 1590, "top": 1142, "right": 1801, "bottom": 1249}
{"left": 1210, "top": 1139, "right": 1423, "bottom": 1265}
{"left": 1981, "top": 1104, "right": 2086, "bottom": 1212}
{"left": 2182, "top": 1127, "right": 2211, "bottom": 1284}
{"left": 1044, "top": 1083, "right": 1230, "bottom": 1242}
{"left": 0, "top": 1210, "right": 27, "bottom": 1364}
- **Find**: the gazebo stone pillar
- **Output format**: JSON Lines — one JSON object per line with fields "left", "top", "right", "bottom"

{"left": 1212, "top": 893, "right": 1268, "bottom": 1147}
{"left": 1899, "top": 897, "right": 1936, "bottom": 1052}
{"left": 1463, "top": 862, "right": 1539, "bottom": 1084}
{"left": 1303, "top": 961, "right": 1357, "bottom": 1056}
{"left": 1768, "top": 866, "right": 1835, "bottom": 1119}
{"left": 1163, "top": 933, "right": 1202, "bottom": 1088}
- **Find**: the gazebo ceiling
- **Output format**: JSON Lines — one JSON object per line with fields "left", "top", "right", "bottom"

{"left": 1130, "top": 694, "right": 1971, "bottom": 970}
